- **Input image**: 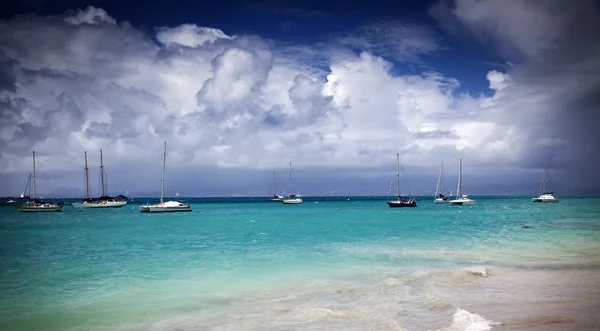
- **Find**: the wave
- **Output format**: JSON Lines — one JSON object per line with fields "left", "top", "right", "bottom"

{"left": 444, "top": 308, "right": 498, "bottom": 331}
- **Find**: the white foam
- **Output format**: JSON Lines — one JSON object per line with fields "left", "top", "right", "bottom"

{"left": 465, "top": 266, "right": 487, "bottom": 277}
{"left": 445, "top": 308, "right": 497, "bottom": 331}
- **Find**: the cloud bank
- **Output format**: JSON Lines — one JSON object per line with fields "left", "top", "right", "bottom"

{"left": 0, "top": 1, "right": 598, "bottom": 196}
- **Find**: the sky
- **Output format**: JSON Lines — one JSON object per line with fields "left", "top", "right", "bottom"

{"left": 0, "top": 0, "right": 599, "bottom": 197}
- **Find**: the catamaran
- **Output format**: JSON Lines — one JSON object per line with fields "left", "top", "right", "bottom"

{"left": 71, "top": 150, "right": 128, "bottom": 209}
{"left": 282, "top": 162, "right": 302, "bottom": 204}
{"left": 434, "top": 162, "right": 449, "bottom": 204}
{"left": 17, "top": 151, "right": 62, "bottom": 212}
{"left": 532, "top": 161, "right": 558, "bottom": 203}
{"left": 386, "top": 153, "right": 417, "bottom": 208}
{"left": 267, "top": 170, "right": 284, "bottom": 202}
{"left": 449, "top": 158, "right": 476, "bottom": 205}
{"left": 140, "top": 142, "right": 192, "bottom": 212}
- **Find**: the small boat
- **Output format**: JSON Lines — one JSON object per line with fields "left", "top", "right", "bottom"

{"left": 449, "top": 158, "right": 476, "bottom": 205}
{"left": 282, "top": 194, "right": 302, "bottom": 204}
{"left": 434, "top": 162, "right": 449, "bottom": 204}
{"left": 17, "top": 151, "right": 62, "bottom": 212}
{"left": 6, "top": 199, "right": 15, "bottom": 204}
{"left": 387, "top": 153, "right": 417, "bottom": 208}
{"left": 532, "top": 161, "right": 558, "bottom": 203}
{"left": 140, "top": 142, "right": 192, "bottom": 213}
{"left": 72, "top": 150, "right": 128, "bottom": 209}
{"left": 282, "top": 162, "right": 302, "bottom": 204}
{"left": 267, "top": 170, "right": 284, "bottom": 202}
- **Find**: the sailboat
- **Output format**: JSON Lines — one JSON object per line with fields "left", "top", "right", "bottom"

{"left": 72, "top": 150, "right": 128, "bottom": 209}
{"left": 267, "top": 170, "right": 284, "bottom": 202}
{"left": 17, "top": 151, "right": 62, "bottom": 212}
{"left": 434, "top": 162, "right": 449, "bottom": 204}
{"left": 140, "top": 142, "right": 192, "bottom": 212}
{"left": 387, "top": 153, "right": 417, "bottom": 208}
{"left": 449, "top": 158, "right": 476, "bottom": 205}
{"left": 282, "top": 162, "right": 302, "bottom": 204}
{"left": 532, "top": 161, "right": 558, "bottom": 202}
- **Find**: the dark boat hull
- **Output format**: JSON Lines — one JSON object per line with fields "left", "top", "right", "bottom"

{"left": 387, "top": 201, "right": 417, "bottom": 208}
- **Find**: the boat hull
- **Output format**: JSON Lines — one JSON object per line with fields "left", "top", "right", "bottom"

{"left": 282, "top": 198, "right": 302, "bottom": 204}
{"left": 139, "top": 206, "right": 192, "bottom": 212}
{"left": 387, "top": 201, "right": 417, "bottom": 208}
{"left": 449, "top": 199, "right": 476, "bottom": 205}
{"left": 268, "top": 198, "right": 284, "bottom": 202}
{"left": 139, "top": 201, "right": 192, "bottom": 213}
{"left": 434, "top": 198, "right": 448, "bottom": 204}
{"left": 532, "top": 198, "right": 559, "bottom": 203}
{"left": 17, "top": 204, "right": 62, "bottom": 212}
{"left": 72, "top": 201, "right": 127, "bottom": 208}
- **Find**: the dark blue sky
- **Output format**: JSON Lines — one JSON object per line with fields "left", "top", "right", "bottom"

{"left": 2, "top": 0, "right": 497, "bottom": 96}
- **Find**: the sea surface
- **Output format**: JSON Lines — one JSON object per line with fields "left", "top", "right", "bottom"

{"left": 1, "top": 196, "right": 599, "bottom": 331}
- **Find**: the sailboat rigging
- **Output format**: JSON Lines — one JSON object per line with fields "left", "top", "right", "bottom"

{"left": 267, "top": 170, "right": 284, "bottom": 202}
{"left": 140, "top": 142, "right": 192, "bottom": 212}
{"left": 434, "top": 162, "right": 449, "bottom": 204}
{"left": 532, "top": 161, "right": 558, "bottom": 202}
{"left": 449, "top": 158, "right": 476, "bottom": 205}
{"left": 71, "top": 150, "right": 128, "bottom": 208}
{"left": 17, "top": 151, "right": 62, "bottom": 212}
{"left": 386, "top": 153, "right": 417, "bottom": 208}
{"left": 282, "top": 162, "right": 302, "bottom": 204}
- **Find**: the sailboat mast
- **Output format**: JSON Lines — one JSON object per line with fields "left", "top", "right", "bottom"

{"left": 273, "top": 170, "right": 276, "bottom": 194}
{"left": 161, "top": 141, "right": 166, "bottom": 204}
{"left": 396, "top": 153, "right": 400, "bottom": 198}
{"left": 32, "top": 151, "right": 36, "bottom": 200}
{"left": 288, "top": 162, "right": 292, "bottom": 195}
{"left": 441, "top": 162, "right": 444, "bottom": 195}
{"left": 84, "top": 151, "right": 89, "bottom": 199}
{"left": 100, "top": 149, "right": 105, "bottom": 197}
{"left": 456, "top": 158, "right": 462, "bottom": 199}
{"left": 23, "top": 174, "right": 31, "bottom": 197}
{"left": 435, "top": 162, "right": 443, "bottom": 197}
{"left": 542, "top": 161, "right": 547, "bottom": 194}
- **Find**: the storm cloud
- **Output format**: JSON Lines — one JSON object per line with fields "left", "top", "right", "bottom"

{"left": 0, "top": 1, "right": 598, "bottom": 196}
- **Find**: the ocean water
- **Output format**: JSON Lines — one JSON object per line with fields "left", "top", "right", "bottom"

{"left": 1, "top": 196, "right": 599, "bottom": 331}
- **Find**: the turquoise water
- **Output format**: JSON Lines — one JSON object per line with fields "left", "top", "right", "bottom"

{"left": 1, "top": 197, "right": 599, "bottom": 330}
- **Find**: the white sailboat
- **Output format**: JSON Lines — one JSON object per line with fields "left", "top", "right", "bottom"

{"left": 72, "top": 150, "right": 128, "bottom": 209}
{"left": 140, "top": 142, "right": 192, "bottom": 212}
{"left": 532, "top": 161, "right": 558, "bottom": 203}
{"left": 386, "top": 153, "right": 417, "bottom": 208}
{"left": 434, "top": 162, "right": 449, "bottom": 204}
{"left": 267, "top": 170, "right": 284, "bottom": 202}
{"left": 17, "top": 151, "right": 62, "bottom": 212}
{"left": 282, "top": 162, "right": 302, "bottom": 204}
{"left": 449, "top": 158, "right": 476, "bottom": 205}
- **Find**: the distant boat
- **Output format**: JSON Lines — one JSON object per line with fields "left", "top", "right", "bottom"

{"left": 6, "top": 199, "right": 15, "bottom": 204}
{"left": 386, "top": 153, "right": 417, "bottom": 208}
{"left": 532, "top": 161, "right": 558, "bottom": 203}
{"left": 17, "top": 151, "right": 62, "bottom": 212}
{"left": 449, "top": 158, "right": 476, "bottom": 205}
{"left": 282, "top": 162, "right": 302, "bottom": 204}
{"left": 434, "top": 162, "right": 449, "bottom": 204}
{"left": 140, "top": 142, "right": 192, "bottom": 213}
{"left": 267, "top": 170, "right": 284, "bottom": 202}
{"left": 71, "top": 150, "right": 128, "bottom": 209}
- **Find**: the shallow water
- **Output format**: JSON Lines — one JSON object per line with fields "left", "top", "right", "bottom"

{"left": 0, "top": 197, "right": 599, "bottom": 330}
